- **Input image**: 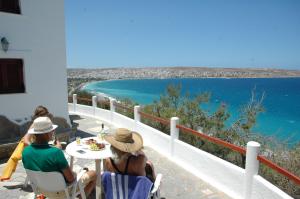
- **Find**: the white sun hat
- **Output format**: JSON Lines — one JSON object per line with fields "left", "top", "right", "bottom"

{"left": 28, "top": 117, "right": 58, "bottom": 134}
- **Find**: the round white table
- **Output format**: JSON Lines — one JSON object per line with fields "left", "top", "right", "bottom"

{"left": 66, "top": 137, "right": 112, "bottom": 199}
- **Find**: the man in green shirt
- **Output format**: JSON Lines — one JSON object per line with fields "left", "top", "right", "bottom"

{"left": 22, "top": 117, "right": 96, "bottom": 198}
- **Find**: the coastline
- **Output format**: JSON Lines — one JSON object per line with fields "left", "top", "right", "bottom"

{"left": 76, "top": 76, "right": 300, "bottom": 101}
{"left": 79, "top": 80, "right": 114, "bottom": 100}
{"left": 72, "top": 77, "right": 300, "bottom": 144}
{"left": 68, "top": 67, "right": 300, "bottom": 95}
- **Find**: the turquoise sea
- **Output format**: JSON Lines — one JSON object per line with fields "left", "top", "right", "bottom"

{"left": 84, "top": 78, "right": 300, "bottom": 144}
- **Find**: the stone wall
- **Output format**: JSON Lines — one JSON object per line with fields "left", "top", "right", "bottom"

{"left": 0, "top": 116, "right": 22, "bottom": 143}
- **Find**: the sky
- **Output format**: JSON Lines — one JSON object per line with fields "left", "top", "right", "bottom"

{"left": 65, "top": 0, "right": 300, "bottom": 69}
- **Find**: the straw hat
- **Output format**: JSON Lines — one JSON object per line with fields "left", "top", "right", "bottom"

{"left": 104, "top": 128, "right": 143, "bottom": 153}
{"left": 28, "top": 117, "right": 57, "bottom": 134}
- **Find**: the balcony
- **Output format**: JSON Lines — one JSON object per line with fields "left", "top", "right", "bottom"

{"left": 68, "top": 95, "right": 297, "bottom": 199}
{"left": 0, "top": 95, "right": 298, "bottom": 199}
{"left": 0, "top": 114, "right": 230, "bottom": 199}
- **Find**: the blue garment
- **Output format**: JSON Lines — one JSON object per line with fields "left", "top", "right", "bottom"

{"left": 102, "top": 172, "right": 153, "bottom": 199}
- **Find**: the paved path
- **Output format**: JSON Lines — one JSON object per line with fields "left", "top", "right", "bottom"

{"left": 0, "top": 114, "right": 231, "bottom": 199}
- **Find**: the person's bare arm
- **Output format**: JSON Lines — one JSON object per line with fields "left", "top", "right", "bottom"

{"left": 54, "top": 140, "right": 62, "bottom": 149}
{"left": 23, "top": 124, "right": 34, "bottom": 146}
{"left": 62, "top": 166, "right": 75, "bottom": 183}
{"left": 23, "top": 133, "right": 32, "bottom": 146}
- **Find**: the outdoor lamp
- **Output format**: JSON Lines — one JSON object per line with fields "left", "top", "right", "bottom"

{"left": 1, "top": 37, "right": 9, "bottom": 52}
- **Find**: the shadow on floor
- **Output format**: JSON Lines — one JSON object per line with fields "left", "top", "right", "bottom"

{"left": 2, "top": 184, "right": 33, "bottom": 192}
{"left": 69, "top": 114, "right": 84, "bottom": 122}
{"left": 75, "top": 130, "right": 95, "bottom": 138}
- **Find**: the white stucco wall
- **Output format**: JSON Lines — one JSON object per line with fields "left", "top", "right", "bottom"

{"left": 0, "top": 0, "right": 68, "bottom": 121}
{"left": 251, "top": 176, "right": 293, "bottom": 199}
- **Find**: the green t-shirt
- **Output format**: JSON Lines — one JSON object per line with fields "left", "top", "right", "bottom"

{"left": 22, "top": 144, "right": 68, "bottom": 172}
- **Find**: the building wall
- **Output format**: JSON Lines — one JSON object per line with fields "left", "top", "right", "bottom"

{"left": 0, "top": 0, "right": 68, "bottom": 121}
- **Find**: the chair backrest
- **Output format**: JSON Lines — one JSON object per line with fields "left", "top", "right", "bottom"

{"left": 25, "top": 169, "right": 67, "bottom": 192}
{"left": 102, "top": 172, "right": 154, "bottom": 199}
{"left": 26, "top": 169, "right": 87, "bottom": 199}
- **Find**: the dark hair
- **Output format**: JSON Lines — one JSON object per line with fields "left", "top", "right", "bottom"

{"left": 32, "top": 105, "right": 52, "bottom": 120}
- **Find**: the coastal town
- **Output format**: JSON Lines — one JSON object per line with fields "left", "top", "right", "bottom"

{"left": 67, "top": 67, "right": 300, "bottom": 93}
{"left": 68, "top": 67, "right": 300, "bottom": 79}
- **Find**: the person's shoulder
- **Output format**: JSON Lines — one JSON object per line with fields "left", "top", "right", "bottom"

{"left": 50, "top": 146, "right": 64, "bottom": 153}
{"left": 22, "top": 144, "right": 35, "bottom": 158}
{"left": 131, "top": 153, "right": 147, "bottom": 164}
{"left": 23, "top": 144, "right": 35, "bottom": 151}
{"left": 22, "top": 145, "right": 32, "bottom": 153}
{"left": 129, "top": 153, "right": 147, "bottom": 176}
{"left": 46, "top": 147, "right": 65, "bottom": 161}
{"left": 41, "top": 145, "right": 64, "bottom": 156}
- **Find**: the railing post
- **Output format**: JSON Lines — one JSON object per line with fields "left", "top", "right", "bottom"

{"left": 134, "top": 106, "right": 141, "bottom": 122}
{"left": 110, "top": 98, "right": 116, "bottom": 123}
{"left": 244, "top": 141, "right": 260, "bottom": 199}
{"left": 170, "top": 117, "right": 179, "bottom": 157}
{"left": 92, "top": 96, "right": 97, "bottom": 116}
{"left": 134, "top": 106, "right": 141, "bottom": 132}
{"left": 73, "top": 94, "right": 77, "bottom": 112}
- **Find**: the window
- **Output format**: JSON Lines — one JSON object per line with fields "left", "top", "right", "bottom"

{"left": 0, "top": 0, "right": 20, "bottom": 14}
{"left": 0, "top": 59, "right": 25, "bottom": 94}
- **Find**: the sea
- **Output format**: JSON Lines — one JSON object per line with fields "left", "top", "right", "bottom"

{"left": 83, "top": 78, "right": 300, "bottom": 144}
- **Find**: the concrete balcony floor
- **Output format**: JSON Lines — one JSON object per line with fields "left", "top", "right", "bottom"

{"left": 0, "top": 114, "right": 231, "bottom": 199}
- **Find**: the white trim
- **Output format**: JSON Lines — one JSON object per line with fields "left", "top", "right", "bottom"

{"left": 111, "top": 173, "right": 117, "bottom": 199}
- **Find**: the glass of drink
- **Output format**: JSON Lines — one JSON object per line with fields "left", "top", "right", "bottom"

{"left": 76, "top": 137, "right": 81, "bottom": 145}
{"left": 98, "top": 132, "right": 103, "bottom": 141}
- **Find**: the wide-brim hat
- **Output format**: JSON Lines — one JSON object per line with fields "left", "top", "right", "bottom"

{"left": 104, "top": 128, "right": 143, "bottom": 153}
{"left": 28, "top": 117, "right": 58, "bottom": 134}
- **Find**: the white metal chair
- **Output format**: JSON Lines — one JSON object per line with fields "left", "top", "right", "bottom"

{"left": 25, "top": 169, "right": 86, "bottom": 199}
{"left": 102, "top": 171, "right": 162, "bottom": 199}
{"left": 150, "top": 173, "right": 162, "bottom": 199}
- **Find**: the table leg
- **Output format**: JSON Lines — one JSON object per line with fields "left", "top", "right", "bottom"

{"left": 70, "top": 156, "right": 74, "bottom": 170}
{"left": 95, "top": 159, "right": 102, "bottom": 199}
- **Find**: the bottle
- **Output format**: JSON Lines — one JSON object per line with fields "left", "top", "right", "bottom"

{"left": 101, "top": 123, "right": 105, "bottom": 140}
{"left": 98, "top": 123, "right": 104, "bottom": 141}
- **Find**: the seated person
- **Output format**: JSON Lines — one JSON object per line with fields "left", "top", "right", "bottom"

{"left": 104, "top": 128, "right": 155, "bottom": 182}
{"left": 1, "top": 105, "right": 58, "bottom": 181}
{"left": 23, "top": 105, "right": 55, "bottom": 146}
{"left": 22, "top": 117, "right": 96, "bottom": 198}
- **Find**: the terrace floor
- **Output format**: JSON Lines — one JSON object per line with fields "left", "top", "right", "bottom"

{"left": 0, "top": 114, "right": 231, "bottom": 199}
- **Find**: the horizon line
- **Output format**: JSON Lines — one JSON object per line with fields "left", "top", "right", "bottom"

{"left": 67, "top": 65, "right": 300, "bottom": 71}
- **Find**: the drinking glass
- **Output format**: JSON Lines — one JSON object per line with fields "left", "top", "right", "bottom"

{"left": 76, "top": 137, "right": 81, "bottom": 145}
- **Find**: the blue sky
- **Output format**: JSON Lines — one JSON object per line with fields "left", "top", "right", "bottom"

{"left": 65, "top": 0, "right": 300, "bottom": 69}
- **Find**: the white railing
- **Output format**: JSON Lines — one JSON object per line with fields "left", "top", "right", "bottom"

{"left": 68, "top": 94, "right": 293, "bottom": 199}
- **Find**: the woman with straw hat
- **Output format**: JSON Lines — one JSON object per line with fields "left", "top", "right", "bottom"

{"left": 104, "top": 128, "right": 155, "bottom": 182}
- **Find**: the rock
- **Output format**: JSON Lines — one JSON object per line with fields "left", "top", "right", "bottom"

{"left": 52, "top": 117, "right": 71, "bottom": 129}
{"left": 0, "top": 115, "right": 20, "bottom": 143}
{"left": 19, "top": 121, "right": 31, "bottom": 137}
{"left": 52, "top": 117, "right": 74, "bottom": 142}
